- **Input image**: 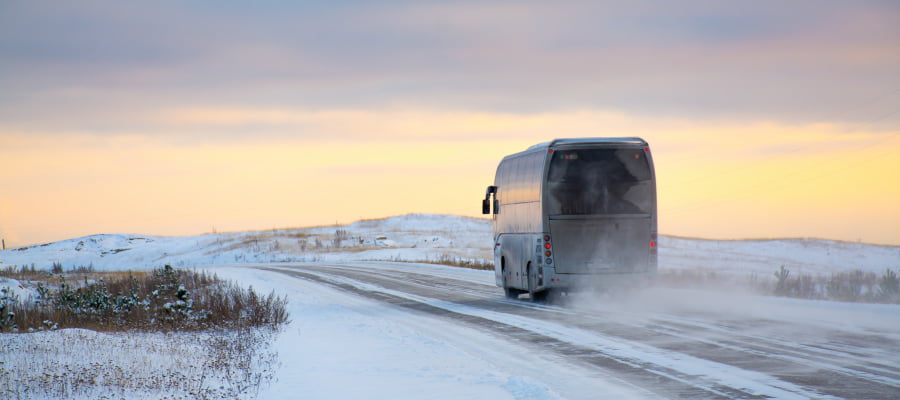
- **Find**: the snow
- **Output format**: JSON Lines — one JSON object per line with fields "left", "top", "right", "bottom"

{"left": 3, "top": 328, "right": 222, "bottom": 399}
{"left": 660, "top": 236, "right": 900, "bottom": 276}
{"left": 1, "top": 277, "right": 33, "bottom": 298}
{"left": 1, "top": 214, "right": 895, "bottom": 277}
{"left": 222, "top": 267, "right": 604, "bottom": 400}
{"left": 1, "top": 213, "right": 899, "bottom": 399}
{"left": 0, "top": 214, "right": 493, "bottom": 271}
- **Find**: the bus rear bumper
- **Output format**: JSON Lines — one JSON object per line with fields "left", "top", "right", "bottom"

{"left": 544, "top": 271, "right": 656, "bottom": 293}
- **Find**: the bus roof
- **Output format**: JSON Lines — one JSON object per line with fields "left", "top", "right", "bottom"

{"left": 525, "top": 137, "right": 647, "bottom": 151}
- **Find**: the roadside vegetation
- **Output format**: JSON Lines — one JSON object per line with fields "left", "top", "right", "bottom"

{"left": 0, "top": 264, "right": 289, "bottom": 400}
{"left": 377, "top": 253, "right": 493, "bottom": 271}
{"left": 767, "top": 266, "right": 900, "bottom": 303}
{"left": 658, "top": 266, "right": 900, "bottom": 304}
{"left": 426, "top": 254, "right": 494, "bottom": 270}
{"left": 0, "top": 264, "right": 288, "bottom": 333}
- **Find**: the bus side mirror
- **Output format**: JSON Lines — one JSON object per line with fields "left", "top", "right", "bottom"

{"left": 493, "top": 199, "right": 499, "bottom": 215}
{"left": 483, "top": 185, "right": 498, "bottom": 215}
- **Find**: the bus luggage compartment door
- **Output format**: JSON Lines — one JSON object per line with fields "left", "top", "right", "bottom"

{"left": 549, "top": 216, "right": 651, "bottom": 274}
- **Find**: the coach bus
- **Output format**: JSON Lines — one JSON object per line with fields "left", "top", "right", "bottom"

{"left": 482, "top": 137, "right": 657, "bottom": 301}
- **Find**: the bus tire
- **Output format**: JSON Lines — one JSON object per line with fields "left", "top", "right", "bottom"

{"left": 502, "top": 260, "right": 519, "bottom": 299}
{"left": 527, "top": 263, "right": 545, "bottom": 302}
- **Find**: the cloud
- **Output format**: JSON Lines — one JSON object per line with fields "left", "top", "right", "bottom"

{"left": 2, "top": 0, "right": 898, "bottom": 127}
{"left": 2, "top": 1, "right": 899, "bottom": 245}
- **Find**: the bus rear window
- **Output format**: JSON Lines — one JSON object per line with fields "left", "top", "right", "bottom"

{"left": 547, "top": 148, "right": 652, "bottom": 215}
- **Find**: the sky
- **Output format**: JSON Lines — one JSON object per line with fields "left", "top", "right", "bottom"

{"left": 1, "top": 0, "right": 899, "bottom": 247}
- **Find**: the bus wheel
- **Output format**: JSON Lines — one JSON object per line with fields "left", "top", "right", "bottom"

{"left": 502, "top": 264, "right": 519, "bottom": 299}
{"left": 527, "top": 263, "right": 547, "bottom": 302}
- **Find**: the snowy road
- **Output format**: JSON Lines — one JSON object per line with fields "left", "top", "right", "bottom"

{"left": 220, "top": 262, "right": 900, "bottom": 400}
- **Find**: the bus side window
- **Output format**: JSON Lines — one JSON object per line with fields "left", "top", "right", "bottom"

{"left": 511, "top": 157, "right": 522, "bottom": 204}
{"left": 527, "top": 153, "right": 542, "bottom": 202}
{"left": 497, "top": 162, "right": 507, "bottom": 205}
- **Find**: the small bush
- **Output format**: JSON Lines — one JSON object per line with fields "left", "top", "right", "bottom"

{"left": 50, "top": 261, "right": 64, "bottom": 274}
{"left": 774, "top": 265, "right": 791, "bottom": 296}
{"left": 878, "top": 269, "right": 899, "bottom": 302}
{"left": 333, "top": 229, "right": 350, "bottom": 248}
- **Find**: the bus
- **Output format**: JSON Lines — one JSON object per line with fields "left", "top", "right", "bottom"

{"left": 482, "top": 137, "right": 657, "bottom": 301}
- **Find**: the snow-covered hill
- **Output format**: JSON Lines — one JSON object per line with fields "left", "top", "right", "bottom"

{"left": 1, "top": 213, "right": 897, "bottom": 276}
{"left": 0, "top": 214, "right": 491, "bottom": 271}
{"left": 661, "top": 236, "right": 899, "bottom": 276}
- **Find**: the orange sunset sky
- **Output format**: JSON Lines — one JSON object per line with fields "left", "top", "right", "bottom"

{"left": 1, "top": 1, "right": 899, "bottom": 246}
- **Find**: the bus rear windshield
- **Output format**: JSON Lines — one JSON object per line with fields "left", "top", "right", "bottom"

{"left": 547, "top": 148, "right": 652, "bottom": 215}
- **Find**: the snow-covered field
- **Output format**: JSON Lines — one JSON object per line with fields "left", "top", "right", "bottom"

{"left": 2, "top": 214, "right": 899, "bottom": 399}
{"left": 0, "top": 214, "right": 493, "bottom": 272}
{"left": 1, "top": 213, "right": 896, "bottom": 276}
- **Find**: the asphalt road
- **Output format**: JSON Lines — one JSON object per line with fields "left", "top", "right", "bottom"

{"left": 259, "top": 263, "right": 900, "bottom": 400}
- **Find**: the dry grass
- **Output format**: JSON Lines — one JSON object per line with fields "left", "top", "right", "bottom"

{"left": 1, "top": 265, "right": 289, "bottom": 333}
{"left": 3, "top": 268, "right": 150, "bottom": 284}
{"left": 374, "top": 253, "right": 494, "bottom": 271}
{"left": 331, "top": 246, "right": 383, "bottom": 253}
{"left": 1, "top": 326, "right": 280, "bottom": 400}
